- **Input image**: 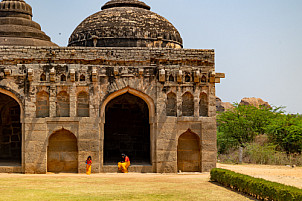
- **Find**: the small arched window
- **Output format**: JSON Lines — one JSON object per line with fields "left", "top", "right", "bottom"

{"left": 56, "top": 91, "right": 70, "bottom": 117}
{"left": 185, "top": 75, "right": 191, "bottom": 82}
{"left": 61, "top": 74, "right": 66, "bottom": 82}
{"left": 166, "top": 92, "right": 177, "bottom": 116}
{"left": 201, "top": 75, "right": 207, "bottom": 83}
{"left": 199, "top": 93, "right": 208, "bottom": 117}
{"left": 36, "top": 91, "right": 49, "bottom": 118}
{"left": 80, "top": 74, "right": 85, "bottom": 82}
{"left": 169, "top": 74, "right": 174, "bottom": 82}
{"left": 77, "top": 92, "right": 89, "bottom": 117}
{"left": 40, "top": 73, "right": 46, "bottom": 81}
{"left": 182, "top": 92, "right": 194, "bottom": 116}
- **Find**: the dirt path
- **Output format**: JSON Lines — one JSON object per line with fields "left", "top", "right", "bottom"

{"left": 217, "top": 163, "right": 302, "bottom": 189}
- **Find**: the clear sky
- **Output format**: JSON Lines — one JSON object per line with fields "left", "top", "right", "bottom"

{"left": 26, "top": 0, "right": 302, "bottom": 114}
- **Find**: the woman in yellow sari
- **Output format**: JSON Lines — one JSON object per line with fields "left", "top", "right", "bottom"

{"left": 86, "top": 156, "right": 92, "bottom": 175}
{"left": 118, "top": 153, "right": 130, "bottom": 173}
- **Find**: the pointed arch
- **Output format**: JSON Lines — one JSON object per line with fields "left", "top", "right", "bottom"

{"left": 0, "top": 88, "right": 23, "bottom": 166}
{"left": 100, "top": 87, "right": 155, "bottom": 166}
{"left": 36, "top": 91, "right": 49, "bottom": 118}
{"left": 40, "top": 73, "right": 46, "bottom": 81}
{"left": 177, "top": 129, "right": 201, "bottom": 172}
{"left": 80, "top": 74, "right": 86, "bottom": 82}
{"left": 77, "top": 91, "right": 89, "bottom": 117}
{"left": 100, "top": 87, "right": 155, "bottom": 122}
{"left": 182, "top": 92, "right": 194, "bottom": 116}
{"left": 166, "top": 92, "right": 177, "bottom": 116}
{"left": 47, "top": 129, "right": 78, "bottom": 173}
{"left": 201, "top": 75, "right": 207, "bottom": 83}
{"left": 199, "top": 93, "right": 208, "bottom": 117}
{"left": 168, "top": 74, "right": 174, "bottom": 82}
{"left": 56, "top": 91, "right": 70, "bottom": 117}
{"left": 185, "top": 75, "right": 191, "bottom": 82}
{"left": 60, "top": 74, "right": 66, "bottom": 82}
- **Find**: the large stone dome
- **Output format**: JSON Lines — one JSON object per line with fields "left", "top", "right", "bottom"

{"left": 68, "top": 0, "right": 183, "bottom": 48}
{"left": 0, "top": 0, "right": 57, "bottom": 46}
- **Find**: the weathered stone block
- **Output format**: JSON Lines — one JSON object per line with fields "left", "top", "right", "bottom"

{"left": 156, "top": 162, "right": 177, "bottom": 173}
{"left": 156, "top": 139, "right": 176, "bottom": 151}
{"left": 156, "top": 151, "right": 177, "bottom": 162}
{"left": 202, "top": 151, "right": 217, "bottom": 162}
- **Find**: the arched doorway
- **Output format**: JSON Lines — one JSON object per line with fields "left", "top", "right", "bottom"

{"left": 104, "top": 93, "right": 150, "bottom": 165}
{"left": 0, "top": 93, "right": 21, "bottom": 165}
{"left": 47, "top": 129, "right": 78, "bottom": 173}
{"left": 177, "top": 130, "right": 201, "bottom": 172}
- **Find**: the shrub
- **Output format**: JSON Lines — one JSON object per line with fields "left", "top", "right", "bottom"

{"left": 218, "top": 142, "right": 302, "bottom": 166}
{"left": 210, "top": 168, "right": 302, "bottom": 201}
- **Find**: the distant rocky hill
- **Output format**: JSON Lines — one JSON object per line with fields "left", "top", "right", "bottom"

{"left": 240, "top": 97, "right": 271, "bottom": 108}
{"left": 216, "top": 97, "right": 234, "bottom": 112}
{"left": 216, "top": 97, "right": 271, "bottom": 112}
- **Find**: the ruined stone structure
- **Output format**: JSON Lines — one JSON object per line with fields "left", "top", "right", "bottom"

{"left": 0, "top": 0, "right": 224, "bottom": 173}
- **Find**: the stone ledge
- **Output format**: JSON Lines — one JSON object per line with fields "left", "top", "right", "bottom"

{"left": 102, "top": 165, "right": 153, "bottom": 173}
{"left": 0, "top": 166, "right": 22, "bottom": 173}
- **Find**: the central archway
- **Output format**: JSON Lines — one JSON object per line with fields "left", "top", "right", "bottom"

{"left": 104, "top": 93, "right": 150, "bottom": 165}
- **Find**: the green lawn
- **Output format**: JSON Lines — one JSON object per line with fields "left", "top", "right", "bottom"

{"left": 0, "top": 173, "right": 253, "bottom": 201}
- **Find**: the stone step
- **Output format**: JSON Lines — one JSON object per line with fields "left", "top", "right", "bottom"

{"left": 103, "top": 165, "right": 153, "bottom": 173}
{"left": 0, "top": 166, "right": 22, "bottom": 173}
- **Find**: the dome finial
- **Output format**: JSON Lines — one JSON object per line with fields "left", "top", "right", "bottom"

{"left": 101, "top": 0, "right": 151, "bottom": 10}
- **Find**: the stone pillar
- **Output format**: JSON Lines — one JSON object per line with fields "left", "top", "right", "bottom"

{"left": 194, "top": 90, "right": 199, "bottom": 117}
{"left": 24, "top": 120, "right": 47, "bottom": 174}
{"left": 49, "top": 86, "right": 56, "bottom": 117}
{"left": 208, "top": 84, "right": 216, "bottom": 117}
{"left": 201, "top": 117, "right": 217, "bottom": 172}
{"left": 70, "top": 84, "right": 76, "bottom": 117}
{"left": 177, "top": 86, "right": 182, "bottom": 117}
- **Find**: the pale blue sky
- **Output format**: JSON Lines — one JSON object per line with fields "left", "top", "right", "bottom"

{"left": 26, "top": 0, "right": 302, "bottom": 113}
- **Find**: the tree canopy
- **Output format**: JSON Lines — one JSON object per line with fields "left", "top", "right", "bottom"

{"left": 217, "top": 104, "right": 302, "bottom": 154}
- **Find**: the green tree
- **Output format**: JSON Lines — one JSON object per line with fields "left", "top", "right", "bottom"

{"left": 217, "top": 104, "right": 281, "bottom": 155}
{"left": 265, "top": 114, "right": 302, "bottom": 154}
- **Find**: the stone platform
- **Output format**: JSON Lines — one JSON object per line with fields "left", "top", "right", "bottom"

{"left": 0, "top": 166, "right": 22, "bottom": 173}
{"left": 103, "top": 165, "right": 153, "bottom": 173}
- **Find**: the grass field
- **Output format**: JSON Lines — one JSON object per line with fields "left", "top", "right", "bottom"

{"left": 0, "top": 173, "right": 254, "bottom": 201}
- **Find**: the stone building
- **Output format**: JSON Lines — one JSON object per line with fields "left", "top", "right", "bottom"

{"left": 0, "top": 0, "right": 225, "bottom": 173}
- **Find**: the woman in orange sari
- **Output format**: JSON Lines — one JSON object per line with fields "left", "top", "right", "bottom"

{"left": 86, "top": 156, "right": 92, "bottom": 175}
{"left": 118, "top": 153, "right": 130, "bottom": 173}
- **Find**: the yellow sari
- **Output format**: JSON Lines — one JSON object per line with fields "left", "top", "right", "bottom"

{"left": 86, "top": 159, "right": 92, "bottom": 175}
{"left": 118, "top": 156, "right": 130, "bottom": 173}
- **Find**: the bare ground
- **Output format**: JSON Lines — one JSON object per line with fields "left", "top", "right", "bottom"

{"left": 0, "top": 172, "right": 256, "bottom": 201}
{"left": 0, "top": 164, "right": 301, "bottom": 200}
{"left": 217, "top": 163, "right": 302, "bottom": 189}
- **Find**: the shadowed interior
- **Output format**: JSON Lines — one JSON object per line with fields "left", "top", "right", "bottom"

{"left": 0, "top": 93, "right": 21, "bottom": 165}
{"left": 104, "top": 93, "right": 150, "bottom": 165}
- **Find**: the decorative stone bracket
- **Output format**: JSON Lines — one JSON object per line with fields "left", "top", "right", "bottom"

{"left": 27, "top": 69, "right": 34, "bottom": 81}
{"left": 50, "top": 68, "right": 56, "bottom": 82}
{"left": 92, "top": 67, "right": 98, "bottom": 82}
{"left": 70, "top": 69, "right": 75, "bottom": 82}
{"left": 209, "top": 71, "right": 225, "bottom": 83}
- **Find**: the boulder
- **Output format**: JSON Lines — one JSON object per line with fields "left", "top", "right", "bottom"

{"left": 240, "top": 97, "right": 271, "bottom": 108}
{"left": 216, "top": 97, "right": 234, "bottom": 112}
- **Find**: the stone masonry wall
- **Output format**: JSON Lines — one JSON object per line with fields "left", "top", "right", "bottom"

{"left": 0, "top": 47, "right": 223, "bottom": 173}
